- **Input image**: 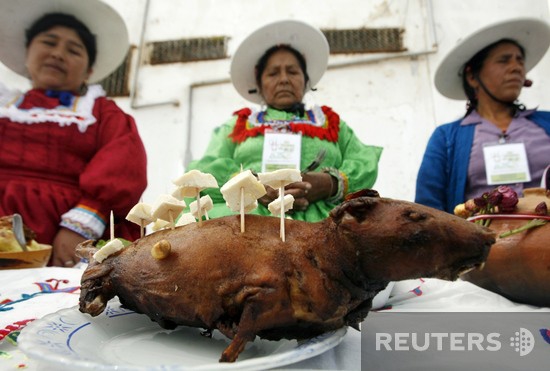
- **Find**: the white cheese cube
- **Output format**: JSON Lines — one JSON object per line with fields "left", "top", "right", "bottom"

{"left": 173, "top": 169, "right": 218, "bottom": 189}
{"left": 258, "top": 169, "right": 302, "bottom": 189}
{"left": 189, "top": 195, "right": 214, "bottom": 218}
{"left": 93, "top": 239, "right": 125, "bottom": 263}
{"left": 125, "top": 202, "right": 154, "bottom": 226}
{"left": 268, "top": 194, "right": 295, "bottom": 215}
{"left": 221, "top": 170, "right": 266, "bottom": 212}
{"left": 151, "top": 219, "right": 170, "bottom": 231}
{"left": 172, "top": 186, "right": 197, "bottom": 199}
{"left": 175, "top": 212, "right": 197, "bottom": 227}
{"left": 151, "top": 194, "right": 186, "bottom": 222}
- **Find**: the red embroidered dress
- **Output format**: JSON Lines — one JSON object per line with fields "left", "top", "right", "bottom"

{"left": 0, "top": 84, "right": 147, "bottom": 244}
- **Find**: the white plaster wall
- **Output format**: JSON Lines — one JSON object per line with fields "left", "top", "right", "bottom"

{"left": 1, "top": 0, "right": 549, "bottom": 204}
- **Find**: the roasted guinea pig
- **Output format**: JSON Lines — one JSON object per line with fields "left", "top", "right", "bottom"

{"left": 77, "top": 190, "right": 495, "bottom": 362}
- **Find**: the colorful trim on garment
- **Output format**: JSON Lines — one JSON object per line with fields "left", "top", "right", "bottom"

{"left": 229, "top": 105, "right": 341, "bottom": 143}
{"left": 0, "top": 84, "right": 105, "bottom": 133}
{"left": 60, "top": 204, "right": 106, "bottom": 239}
{"left": 323, "top": 167, "right": 348, "bottom": 203}
{"left": 342, "top": 172, "right": 349, "bottom": 198}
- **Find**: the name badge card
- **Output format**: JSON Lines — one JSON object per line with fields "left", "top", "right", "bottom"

{"left": 482, "top": 142, "right": 531, "bottom": 185}
{"left": 261, "top": 131, "right": 302, "bottom": 172}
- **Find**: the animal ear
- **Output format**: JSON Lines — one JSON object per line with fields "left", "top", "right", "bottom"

{"left": 330, "top": 196, "right": 378, "bottom": 223}
{"left": 344, "top": 189, "right": 380, "bottom": 201}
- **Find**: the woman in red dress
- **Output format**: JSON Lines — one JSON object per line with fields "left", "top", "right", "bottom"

{"left": 0, "top": 0, "right": 147, "bottom": 267}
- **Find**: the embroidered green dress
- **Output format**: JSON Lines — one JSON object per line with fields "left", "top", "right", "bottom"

{"left": 186, "top": 105, "right": 382, "bottom": 222}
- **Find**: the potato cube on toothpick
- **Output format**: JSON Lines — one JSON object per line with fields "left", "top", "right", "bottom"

{"left": 126, "top": 202, "right": 154, "bottom": 237}
{"left": 268, "top": 195, "right": 295, "bottom": 242}
{"left": 258, "top": 169, "right": 302, "bottom": 242}
{"left": 151, "top": 219, "right": 170, "bottom": 232}
{"left": 221, "top": 170, "right": 266, "bottom": 233}
{"left": 173, "top": 170, "right": 219, "bottom": 225}
{"left": 258, "top": 169, "right": 302, "bottom": 189}
{"left": 175, "top": 212, "right": 197, "bottom": 227}
{"left": 93, "top": 238, "right": 125, "bottom": 263}
{"left": 173, "top": 169, "right": 218, "bottom": 189}
{"left": 171, "top": 187, "right": 194, "bottom": 200}
{"left": 151, "top": 194, "right": 186, "bottom": 229}
{"left": 189, "top": 195, "right": 214, "bottom": 220}
{"left": 268, "top": 194, "right": 295, "bottom": 215}
{"left": 221, "top": 170, "right": 266, "bottom": 211}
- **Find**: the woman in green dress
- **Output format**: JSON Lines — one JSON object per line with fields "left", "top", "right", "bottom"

{"left": 187, "top": 20, "right": 382, "bottom": 221}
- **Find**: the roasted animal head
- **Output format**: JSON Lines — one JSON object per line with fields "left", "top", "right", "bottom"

{"left": 331, "top": 190, "right": 495, "bottom": 282}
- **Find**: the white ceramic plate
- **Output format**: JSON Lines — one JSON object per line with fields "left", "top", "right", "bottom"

{"left": 18, "top": 298, "right": 347, "bottom": 371}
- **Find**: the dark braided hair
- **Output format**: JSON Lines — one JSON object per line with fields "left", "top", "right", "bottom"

{"left": 25, "top": 13, "right": 97, "bottom": 68}
{"left": 461, "top": 38, "right": 526, "bottom": 117}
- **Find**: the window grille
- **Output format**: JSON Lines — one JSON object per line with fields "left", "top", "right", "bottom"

{"left": 322, "top": 27, "right": 406, "bottom": 54}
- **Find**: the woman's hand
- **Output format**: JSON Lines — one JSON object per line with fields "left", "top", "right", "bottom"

{"left": 51, "top": 227, "right": 87, "bottom": 267}
{"left": 258, "top": 172, "right": 336, "bottom": 211}
{"left": 301, "top": 172, "right": 337, "bottom": 203}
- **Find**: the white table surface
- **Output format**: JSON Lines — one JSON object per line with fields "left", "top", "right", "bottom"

{"left": 0, "top": 266, "right": 360, "bottom": 371}
{"left": 3, "top": 267, "right": 546, "bottom": 370}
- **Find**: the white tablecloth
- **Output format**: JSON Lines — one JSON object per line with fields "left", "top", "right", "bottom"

{"left": 0, "top": 267, "right": 360, "bottom": 370}
{"left": 2, "top": 268, "right": 547, "bottom": 370}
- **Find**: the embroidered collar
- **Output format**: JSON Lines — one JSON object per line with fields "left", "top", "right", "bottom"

{"left": 0, "top": 84, "right": 106, "bottom": 133}
{"left": 255, "top": 109, "right": 317, "bottom": 127}
{"left": 249, "top": 105, "right": 326, "bottom": 127}
{"left": 230, "top": 105, "right": 341, "bottom": 143}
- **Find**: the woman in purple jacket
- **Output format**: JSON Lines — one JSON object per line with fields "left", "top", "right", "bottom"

{"left": 415, "top": 18, "right": 550, "bottom": 213}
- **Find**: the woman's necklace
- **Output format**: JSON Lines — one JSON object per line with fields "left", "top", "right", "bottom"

{"left": 498, "top": 130, "right": 508, "bottom": 144}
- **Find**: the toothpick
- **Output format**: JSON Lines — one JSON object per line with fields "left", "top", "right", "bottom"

{"left": 239, "top": 164, "right": 245, "bottom": 233}
{"left": 110, "top": 210, "right": 114, "bottom": 241}
{"left": 240, "top": 187, "right": 245, "bottom": 233}
{"left": 196, "top": 190, "right": 202, "bottom": 226}
{"left": 138, "top": 197, "right": 144, "bottom": 238}
{"left": 279, "top": 187, "right": 285, "bottom": 242}
{"left": 169, "top": 210, "right": 175, "bottom": 230}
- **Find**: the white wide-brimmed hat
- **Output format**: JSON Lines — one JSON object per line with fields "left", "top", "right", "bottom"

{"left": 230, "top": 20, "right": 330, "bottom": 104}
{"left": 0, "top": 0, "right": 129, "bottom": 83}
{"left": 435, "top": 18, "right": 550, "bottom": 100}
